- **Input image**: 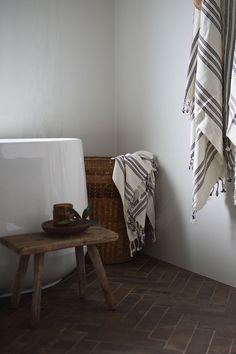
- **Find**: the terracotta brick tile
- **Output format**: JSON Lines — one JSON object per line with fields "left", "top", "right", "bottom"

{"left": 49, "top": 339, "right": 79, "bottom": 353}
{"left": 137, "top": 258, "right": 160, "bottom": 276}
{"left": 215, "top": 326, "right": 236, "bottom": 340}
{"left": 116, "top": 293, "right": 141, "bottom": 314}
{"left": 105, "top": 254, "right": 148, "bottom": 274}
{"left": 112, "top": 286, "right": 131, "bottom": 305}
{"left": 226, "top": 289, "right": 236, "bottom": 316}
{"left": 211, "top": 284, "right": 231, "bottom": 305}
{"left": 134, "top": 253, "right": 154, "bottom": 267}
{"left": 169, "top": 271, "right": 192, "bottom": 292}
{"left": 136, "top": 305, "right": 167, "bottom": 331}
{"left": 185, "top": 328, "right": 213, "bottom": 354}
{"left": 1, "top": 255, "right": 235, "bottom": 354}
{"left": 156, "top": 270, "right": 179, "bottom": 289}
{"left": 67, "top": 339, "right": 98, "bottom": 354}
{"left": 151, "top": 310, "right": 183, "bottom": 341}
{"left": 90, "top": 351, "right": 112, "bottom": 354}
{"left": 133, "top": 350, "right": 182, "bottom": 354}
{"left": 86, "top": 270, "right": 97, "bottom": 285}
{"left": 109, "top": 274, "right": 158, "bottom": 290}
{"left": 94, "top": 341, "right": 134, "bottom": 352}
{"left": 181, "top": 274, "right": 204, "bottom": 298}
{"left": 156, "top": 260, "right": 173, "bottom": 269}
{"left": 85, "top": 279, "right": 101, "bottom": 296}
{"left": 196, "top": 280, "right": 217, "bottom": 300}
{"left": 165, "top": 316, "right": 198, "bottom": 351}
{"left": 12, "top": 325, "right": 64, "bottom": 352}
{"left": 75, "top": 323, "right": 165, "bottom": 349}
{"left": 195, "top": 314, "right": 236, "bottom": 335}
{"left": 88, "top": 281, "right": 120, "bottom": 302}
{"left": 230, "top": 339, "right": 236, "bottom": 354}
{"left": 146, "top": 265, "right": 167, "bottom": 282}
{"left": 207, "top": 335, "right": 233, "bottom": 354}
{"left": 125, "top": 297, "right": 155, "bottom": 324}
{"left": 2, "top": 340, "right": 26, "bottom": 354}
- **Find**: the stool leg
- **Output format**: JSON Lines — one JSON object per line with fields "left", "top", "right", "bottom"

{"left": 75, "top": 246, "right": 86, "bottom": 298}
{"left": 11, "top": 255, "right": 30, "bottom": 308}
{"left": 31, "top": 253, "right": 44, "bottom": 328}
{"left": 87, "top": 245, "right": 115, "bottom": 310}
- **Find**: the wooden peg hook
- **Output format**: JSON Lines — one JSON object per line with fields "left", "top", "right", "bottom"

{"left": 194, "top": 0, "right": 202, "bottom": 10}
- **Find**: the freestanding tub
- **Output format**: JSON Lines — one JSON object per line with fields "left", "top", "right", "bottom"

{"left": 0, "top": 138, "right": 88, "bottom": 296}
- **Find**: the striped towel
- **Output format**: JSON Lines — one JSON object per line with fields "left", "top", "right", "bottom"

{"left": 183, "top": 0, "right": 236, "bottom": 218}
{"left": 227, "top": 40, "right": 236, "bottom": 202}
{"left": 112, "top": 151, "right": 158, "bottom": 256}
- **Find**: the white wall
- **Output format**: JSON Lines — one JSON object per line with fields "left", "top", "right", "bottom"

{"left": 0, "top": 0, "right": 116, "bottom": 155}
{"left": 115, "top": 0, "right": 236, "bottom": 287}
{"left": 2, "top": 0, "right": 236, "bottom": 286}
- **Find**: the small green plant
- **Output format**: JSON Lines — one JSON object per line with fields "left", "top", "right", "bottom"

{"left": 57, "top": 206, "right": 92, "bottom": 226}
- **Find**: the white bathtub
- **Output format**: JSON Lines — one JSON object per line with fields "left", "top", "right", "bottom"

{"left": 0, "top": 138, "right": 88, "bottom": 296}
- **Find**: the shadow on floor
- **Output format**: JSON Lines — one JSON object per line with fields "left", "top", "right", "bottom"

{"left": 1, "top": 253, "right": 236, "bottom": 354}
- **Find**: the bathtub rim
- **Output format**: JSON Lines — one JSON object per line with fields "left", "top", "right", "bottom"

{"left": 0, "top": 138, "right": 80, "bottom": 144}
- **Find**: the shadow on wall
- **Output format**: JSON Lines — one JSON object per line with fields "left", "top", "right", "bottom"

{"left": 144, "top": 164, "right": 191, "bottom": 267}
{"left": 0, "top": 158, "right": 46, "bottom": 234}
{"left": 225, "top": 181, "right": 236, "bottom": 241}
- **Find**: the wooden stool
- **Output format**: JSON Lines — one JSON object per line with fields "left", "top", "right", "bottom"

{"left": 0, "top": 226, "right": 118, "bottom": 327}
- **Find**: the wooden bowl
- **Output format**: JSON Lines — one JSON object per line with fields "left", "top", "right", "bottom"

{"left": 41, "top": 220, "right": 92, "bottom": 236}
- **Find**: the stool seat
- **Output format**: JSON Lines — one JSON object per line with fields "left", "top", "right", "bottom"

{"left": 0, "top": 226, "right": 118, "bottom": 255}
{"left": 0, "top": 226, "right": 118, "bottom": 327}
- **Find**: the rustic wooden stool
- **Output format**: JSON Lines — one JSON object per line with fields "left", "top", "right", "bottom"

{"left": 0, "top": 226, "right": 118, "bottom": 327}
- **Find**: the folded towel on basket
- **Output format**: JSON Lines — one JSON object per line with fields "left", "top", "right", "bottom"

{"left": 112, "top": 151, "right": 158, "bottom": 256}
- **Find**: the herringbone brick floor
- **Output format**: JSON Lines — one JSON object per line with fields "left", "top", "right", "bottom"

{"left": 1, "top": 253, "right": 236, "bottom": 354}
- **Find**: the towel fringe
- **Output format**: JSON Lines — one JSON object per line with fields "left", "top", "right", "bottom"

{"left": 189, "top": 158, "right": 194, "bottom": 170}
{"left": 194, "top": 178, "right": 227, "bottom": 221}
{"left": 183, "top": 100, "right": 195, "bottom": 120}
{"left": 219, "top": 178, "right": 227, "bottom": 193}
{"left": 191, "top": 210, "right": 197, "bottom": 223}
{"left": 129, "top": 233, "right": 146, "bottom": 257}
{"left": 209, "top": 178, "right": 226, "bottom": 197}
{"left": 234, "top": 190, "right": 236, "bottom": 205}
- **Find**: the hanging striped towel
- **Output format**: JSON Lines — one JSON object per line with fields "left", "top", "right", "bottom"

{"left": 183, "top": 0, "right": 236, "bottom": 218}
{"left": 227, "top": 40, "right": 236, "bottom": 202}
{"left": 112, "top": 151, "right": 158, "bottom": 256}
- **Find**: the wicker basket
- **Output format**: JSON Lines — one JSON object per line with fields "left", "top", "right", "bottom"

{"left": 84, "top": 156, "right": 132, "bottom": 264}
